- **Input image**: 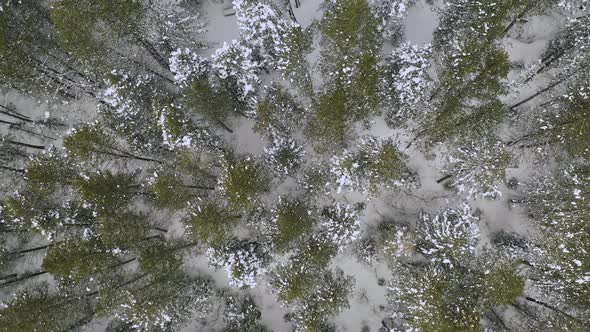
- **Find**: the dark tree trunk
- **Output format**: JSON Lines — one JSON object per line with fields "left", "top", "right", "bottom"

{"left": 0, "top": 104, "right": 32, "bottom": 122}
{"left": 178, "top": 184, "right": 215, "bottom": 190}
{"left": 65, "top": 312, "right": 95, "bottom": 331}
{"left": 98, "top": 148, "right": 162, "bottom": 164}
{"left": 436, "top": 174, "right": 453, "bottom": 183}
{"left": 0, "top": 270, "right": 49, "bottom": 288}
{"left": 14, "top": 244, "right": 50, "bottom": 255}
{"left": 0, "top": 274, "right": 17, "bottom": 281}
{"left": 0, "top": 165, "right": 25, "bottom": 174}
{"left": 133, "top": 34, "right": 170, "bottom": 71}
{"left": 490, "top": 308, "right": 511, "bottom": 331}
{"left": 110, "top": 257, "right": 137, "bottom": 269}
{"left": 5, "top": 139, "right": 45, "bottom": 150}
{"left": 215, "top": 120, "right": 233, "bottom": 133}
{"left": 524, "top": 296, "right": 586, "bottom": 326}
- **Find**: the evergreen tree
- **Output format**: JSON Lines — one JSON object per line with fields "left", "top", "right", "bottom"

{"left": 218, "top": 153, "right": 271, "bottom": 210}
{"left": 0, "top": 283, "right": 93, "bottom": 332}
{"left": 270, "top": 196, "right": 316, "bottom": 252}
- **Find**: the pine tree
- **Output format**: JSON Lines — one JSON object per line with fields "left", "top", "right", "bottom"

{"left": 0, "top": 283, "right": 93, "bottom": 332}
{"left": 218, "top": 153, "right": 271, "bottom": 210}
{"left": 270, "top": 196, "right": 316, "bottom": 252}
{"left": 185, "top": 202, "right": 241, "bottom": 245}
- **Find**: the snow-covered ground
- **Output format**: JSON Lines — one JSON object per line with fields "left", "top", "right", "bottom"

{"left": 404, "top": 0, "right": 438, "bottom": 45}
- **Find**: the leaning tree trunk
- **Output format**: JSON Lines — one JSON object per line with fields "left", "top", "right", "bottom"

{"left": 523, "top": 296, "right": 588, "bottom": 327}
{"left": 0, "top": 270, "right": 49, "bottom": 289}
{"left": 5, "top": 139, "right": 45, "bottom": 150}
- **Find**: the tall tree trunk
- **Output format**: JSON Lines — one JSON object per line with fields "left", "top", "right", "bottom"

{"left": 172, "top": 242, "right": 199, "bottom": 251}
{"left": 65, "top": 311, "right": 95, "bottom": 331}
{"left": 0, "top": 274, "right": 17, "bottom": 281}
{"left": 510, "top": 79, "right": 563, "bottom": 110}
{"left": 502, "top": 5, "right": 532, "bottom": 37}
{"left": 524, "top": 296, "right": 587, "bottom": 326}
{"left": 5, "top": 139, "right": 45, "bottom": 150}
{"left": 14, "top": 244, "right": 50, "bottom": 255}
{"left": 436, "top": 174, "right": 453, "bottom": 183}
{"left": 490, "top": 308, "right": 511, "bottom": 331}
{"left": 133, "top": 34, "right": 170, "bottom": 71}
{"left": 113, "top": 50, "right": 175, "bottom": 84}
{"left": 98, "top": 148, "right": 162, "bottom": 164}
{"left": 0, "top": 165, "right": 25, "bottom": 174}
{"left": 151, "top": 226, "right": 168, "bottom": 233}
{"left": 178, "top": 184, "right": 215, "bottom": 190}
{"left": 85, "top": 273, "right": 148, "bottom": 298}
{"left": 110, "top": 257, "right": 137, "bottom": 269}
{"left": 8, "top": 123, "right": 57, "bottom": 140}
{"left": 0, "top": 270, "right": 49, "bottom": 288}
{"left": 216, "top": 120, "right": 233, "bottom": 133}
{"left": 515, "top": 62, "right": 590, "bottom": 108}
{"left": 0, "top": 104, "right": 32, "bottom": 122}
{"left": 0, "top": 118, "right": 17, "bottom": 125}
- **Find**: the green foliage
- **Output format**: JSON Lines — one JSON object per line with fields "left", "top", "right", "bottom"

{"left": 0, "top": 12, "right": 30, "bottom": 86}
{"left": 298, "top": 269, "right": 353, "bottom": 324}
{"left": 25, "top": 150, "right": 76, "bottom": 191}
{"left": 274, "top": 264, "right": 314, "bottom": 303}
{"left": 399, "top": 266, "right": 482, "bottom": 332}
{"left": 483, "top": 266, "right": 524, "bottom": 306}
{"left": 254, "top": 99, "right": 275, "bottom": 133}
{"left": 551, "top": 84, "right": 590, "bottom": 160}
{"left": 272, "top": 236, "right": 339, "bottom": 304}
{"left": 253, "top": 86, "right": 303, "bottom": 134}
{"left": 0, "top": 3, "right": 54, "bottom": 90}
{"left": 159, "top": 104, "right": 192, "bottom": 140}
{"left": 306, "top": 88, "right": 350, "bottom": 150}
{"left": 97, "top": 275, "right": 213, "bottom": 330}
{"left": 308, "top": 0, "right": 382, "bottom": 151}
{"left": 220, "top": 154, "right": 270, "bottom": 210}
{"left": 2, "top": 188, "right": 61, "bottom": 233}
{"left": 146, "top": 173, "right": 198, "bottom": 210}
{"left": 184, "top": 76, "right": 240, "bottom": 127}
{"left": 296, "top": 235, "right": 338, "bottom": 270}
{"left": 271, "top": 198, "right": 315, "bottom": 252}
{"left": 101, "top": 73, "right": 169, "bottom": 147}
{"left": 353, "top": 138, "right": 406, "bottom": 191}
{"left": 63, "top": 124, "right": 116, "bottom": 160}
{"left": 222, "top": 294, "right": 267, "bottom": 332}
{"left": 320, "top": 0, "right": 378, "bottom": 52}
{"left": 343, "top": 51, "right": 380, "bottom": 116}
{"left": 97, "top": 212, "right": 151, "bottom": 249}
{"left": 268, "top": 138, "right": 304, "bottom": 174}
{"left": 51, "top": 0, "right": 143, "bottom": 62}
{"left": 186, "top": 202, "right": 240, "bottom": 245}
{"left": 370, "top": 142, "right": 404, "bottom": 182}
{"left": 75, "top": 171, "right": 136, "bottom": 211}
{"left": 274, "top": 267, "right": 354, "bottom": 331}
{"left": 279, "top": 26, "right": 313, "bottom": 94}
{"left": 300, "top": 164, "right": 330, "bottom": 197}
{"left": 0, "top": 283, "right": 90, "bottom": 332}
{"left": 42, "top": 238, "right": 119, "bottom": 281}
{"left": 427, "top": 43, "right": 510, "bottom": 143}
{"left": 137, "top": 240, "right": 182, "bottom": 277}
{"left": 394, "top": 259, "right": 525, "bottom": 332}
{"left": 529, "top": 167, "right": 590, "bottom": 309}
{"left": 427, "top": 1, "right": 516, "bottom": 144}
{"left": 51, "top": 0, "right": 101, "bottom": 60}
